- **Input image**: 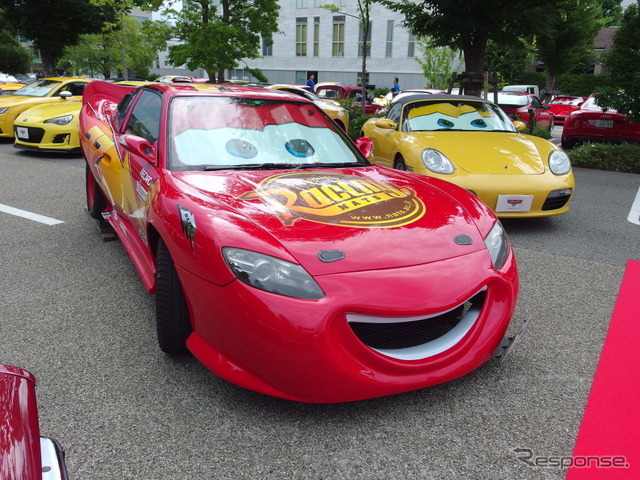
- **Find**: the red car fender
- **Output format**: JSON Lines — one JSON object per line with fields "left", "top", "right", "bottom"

{"left": 0, "top": 366, "right": 42, "bottom": 479}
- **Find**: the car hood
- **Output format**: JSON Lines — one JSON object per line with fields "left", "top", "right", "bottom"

{"left": 15, "top": 101, "right": 81, "bottom": 122}
{"left": 410, "top": 131, "right": 549, "bottom": 175}
{"left": 172, "top": 166, "right": 490, "bottom": 275}
{"left": 0, "top": 95, "right": 55, "bottom": 108}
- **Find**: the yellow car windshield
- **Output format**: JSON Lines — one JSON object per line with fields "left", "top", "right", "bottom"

{"left": 403, "top": 100, "right": 516, "bottom": 133}
{"left": 14, "top": 80, "right": 62, "bottom": 97}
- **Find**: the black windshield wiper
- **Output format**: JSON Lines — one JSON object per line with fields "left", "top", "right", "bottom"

{"left": 294, "top": 162, "right": 366, "bottom": 169}
{"left": 204, "top": 163, "right": 296, "bottom": 171}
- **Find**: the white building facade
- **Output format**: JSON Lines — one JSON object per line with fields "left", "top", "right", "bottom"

{"left": 151, "top": 0, "right": 453, "bottom": 90}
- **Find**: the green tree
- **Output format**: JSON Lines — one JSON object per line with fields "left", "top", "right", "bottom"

{"left": 60, "top": 16, "right": 170, "bottom": 79}
{"left": 598, "top": 0, "right": 623, "bottom": 25}
{"left": 321, "top": 1, "right": 373, "bottom": 114}
{"left": 597, "top": 0, "right": 640, "bottom": 121}
{"left": 163, "top": 0, "right": 280, "bottom": 83}
{"left": 0, "top": 8, "right": 33, "bottom": 74}
{"left": 484, "top": 39, "right": 533, "bottom": 85}
{"left": 0, "top": 0, "right": 115, "bottom": 76}
{"left": 415, "top": 39, "right": 460, "bottom": 89}
{"left": 380, "top": 0, "right": 557, "bottom": 94}
{"left": 535, "top": 0, "right": 603, "bottom": 97}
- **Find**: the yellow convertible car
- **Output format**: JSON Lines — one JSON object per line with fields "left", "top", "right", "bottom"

{"left": 13, "top": 80, "right": 149, "bottom": 153}
{"left": 0, "top": 76, "right": 93, "bottom": 139}
{"left": 361, "top": 94, "right": 574, "bottom": 218}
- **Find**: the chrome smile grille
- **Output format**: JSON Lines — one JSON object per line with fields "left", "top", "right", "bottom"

{"left": 347, "top": 290, "right": 486, "bottom": 361}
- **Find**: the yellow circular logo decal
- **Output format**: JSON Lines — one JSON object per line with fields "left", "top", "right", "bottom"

{"left": 240, "top": 172, "right": 426, "bottom": 228}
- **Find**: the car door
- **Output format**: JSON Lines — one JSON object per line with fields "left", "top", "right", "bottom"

{"left": 115, "top": 89, "right": 163, "bottom": 237}
{"left": 369, "top": 102, "right": 402, "bottom": 168}
{"left": 531, "top": 96, "right": 553, "bottom": 128}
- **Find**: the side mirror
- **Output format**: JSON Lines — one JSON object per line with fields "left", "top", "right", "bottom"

{"left": 374, "top": 118, "right": 397, "bottom": 130}
{"left": 513, "top": 121, "right": 527, "bottom": 131}
{"left": 119, "top": 134, "right": 157, "bottom": 164}
{"left": 355, "top": 137, "right": 373, "bottom": 158}
{"left": 59, "top": 91, "right": 72, "bottom": 99}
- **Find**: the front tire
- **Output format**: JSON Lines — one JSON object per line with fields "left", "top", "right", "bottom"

{"left": 156, "top": 239, "right": 192, "bottom": 354}
{"left": 85, "top": 164, "right": 106, "bottom": 219}
{"left": 394, "top": 157, "right": 407, "bottom": 171}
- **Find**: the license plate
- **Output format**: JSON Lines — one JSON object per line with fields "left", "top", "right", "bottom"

{"left": 16, "top": 127, "right": 29, "bottom": 139}
{"left": 595, "top": 119, "right": 613, "bottom": 128}
{"left": 496, "top": 195, "right": 533, "bottom": 212}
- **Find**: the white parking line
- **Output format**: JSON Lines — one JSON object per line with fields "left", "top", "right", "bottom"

{"left": 0, "top": 203, "right": 64, "bottom": 225}
{"left": 628, "top": 187, "right": 640, "bottom": 225}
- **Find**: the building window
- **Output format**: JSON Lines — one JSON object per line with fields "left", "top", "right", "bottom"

{"left": 313, "top": 17, "right": 320, "bottom": 57}
{"left": 296, "top": 18, "right": 308, "bottom": 57}
{"left": 408, "top": 32, "right": 415, "bottom": 58}
{"left": 359, "top": 21, "right": 372, "bottom": 57}
{"left": 385, "top": 20, "right": 394, "bottom": 58}
{"left": 262, "top": 37, "right": 273, "bottom": 57}
{"left": 296, "top": 0, "right": 307, "bottom": 8}
{"left": 332, "top": 16, "right": 345, "bottom": 57}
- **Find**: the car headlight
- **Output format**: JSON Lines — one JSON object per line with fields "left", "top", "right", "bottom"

{"left": 484, "top": 221, "right": 510, "bottom": 271}
{"left": 44, "top": 114, "right": 74, "bottom": 125}
{"left": 222, "top": 247, "right": 325, "bottom": 300}
{"left": 421, "top": 148, "right": 455, "bottom": 174}
{"left": 0, "top": 107, "right": 9, "bottom": 114}
{"left": 548, "top": 150, "right": 571, "bottom": 175}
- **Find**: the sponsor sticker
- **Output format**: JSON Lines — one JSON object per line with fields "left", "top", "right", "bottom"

{"left": 240, "top": 172, "right": 426, "bottom": 228}
{"left": 496, "top": 194, "right": 533, "bottom": 212}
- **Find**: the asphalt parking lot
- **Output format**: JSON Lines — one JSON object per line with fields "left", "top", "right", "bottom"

{"left": 1, "top": 136, "right": 639, "bottom": 479}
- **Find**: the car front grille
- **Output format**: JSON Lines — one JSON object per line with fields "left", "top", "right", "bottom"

{"left": 347, "top": 290, "right": 486, "bottom": 360}
{"left": 14, "top": 126, "right": 45, "bottom": 143}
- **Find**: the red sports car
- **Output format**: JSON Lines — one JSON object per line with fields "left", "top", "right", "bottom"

{"left": 315, "top": 84, "right": 383, "bottom": 115}
{"left": 546, "top": 95, "right": 585, "bottom": 125}
{"left": 491, "top": 92, "right": 555, "bottom": 131}
{"left": 80, "top": 81, "right": 521, "bottom": 403}
{"left": 561, "top": 94, "right": 640, "bottom": 149}
{"left": 0, "top": 365, "right": 69, "bottom": 480}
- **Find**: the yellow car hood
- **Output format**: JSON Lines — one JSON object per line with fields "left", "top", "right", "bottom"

{"left": 16, "top": 101, "right": 81, "bottom": 123}
{"left": 416, "top": 131, "right": 552, "bottom": 175}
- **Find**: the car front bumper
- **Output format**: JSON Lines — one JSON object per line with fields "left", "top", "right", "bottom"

{"left": 179, "top": 248, "right": 519, "bottom": 403}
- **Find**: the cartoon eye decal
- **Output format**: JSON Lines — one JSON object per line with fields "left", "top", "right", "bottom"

{"left": 226, "top": 139, "right": 257, "bottom": 159}
{"left": 437, "top": 118, "right": 454, "bottom": 128}
{"left": 285, "top": 139, "right": 315, "bottom": 158}
{"left": 471, "top": 119, "right": 487, "bottom": 128}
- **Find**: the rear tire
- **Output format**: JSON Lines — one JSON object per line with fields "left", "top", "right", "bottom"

{"left": 156, "top": 239, "right": 192, "bottom": 354}
{"left": 85, "top": 164, "right": 106, "bottom": 219}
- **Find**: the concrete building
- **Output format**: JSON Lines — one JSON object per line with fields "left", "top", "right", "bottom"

{"left": 151, "top": 0, "right": 463, "bottom": 89}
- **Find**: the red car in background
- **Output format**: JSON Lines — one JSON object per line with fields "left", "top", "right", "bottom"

{"left": 0, "top": 365, "right": 69, "bottom": 479}
{"left": 315, "top": 84, "right": 383, "bottom": 115}
{"left": 546, "top": 95, "right": 585, "bottom": 125}
{"left": 561, "top": 94, "right": 640, "bottom": 149}
{"left": 491, "top": 92, "right": 555, "bottom": 131}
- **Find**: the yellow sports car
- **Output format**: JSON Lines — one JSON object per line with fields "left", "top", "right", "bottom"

{"left": 361, "top": 93, "right": 575, "bottom": 218}
{"left": 266, "top": 84, "right": 350, "bottom": 132}
{"left": 0, "top": 77, "right": 94, "bottom": 138}
{"left": 13, "top": 80, "right": 149, "bottom": 153}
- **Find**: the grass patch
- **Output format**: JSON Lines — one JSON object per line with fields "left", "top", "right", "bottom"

{"left": 568, "top": 143, "right": 640, "bottom": 174}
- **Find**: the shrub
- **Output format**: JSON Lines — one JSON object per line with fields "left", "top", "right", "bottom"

{"left": 568, "top": 143, "right": 640, "bottom": 173}
{"left": 522, "top": 124, "right": 552, "bottom": 139}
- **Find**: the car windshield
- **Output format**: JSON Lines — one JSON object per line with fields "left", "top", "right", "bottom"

{"left": 402, "top": 100, "right": 516, "bottom": 133}
{"left": 168, "top": 96, "right": 366, "bottom": 170}
{"left": 552, "top": 97, "right": 582, "bottom": 105}
{"left": 13, "top": 79, "right": 62, "bottom": 97}
{"left": 494, "top": 93, "right": 530, "bottom": 107}
{"left": 581, "top": 96, "right": 602, "bottom": 109}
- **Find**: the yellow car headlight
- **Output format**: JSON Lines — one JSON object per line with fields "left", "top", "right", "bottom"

{"left": 44, "top": 114, "right": 74, "bottom": 125}
{"left": 548, "top": 150, "right": 571, "bottom": 175}
{"left": 421, "top": 148, "right": 455, "bottom": 175}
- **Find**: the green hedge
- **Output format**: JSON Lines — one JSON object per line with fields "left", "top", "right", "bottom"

{"left": 568, "top": 143, "right": 640, "bottom": 173}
